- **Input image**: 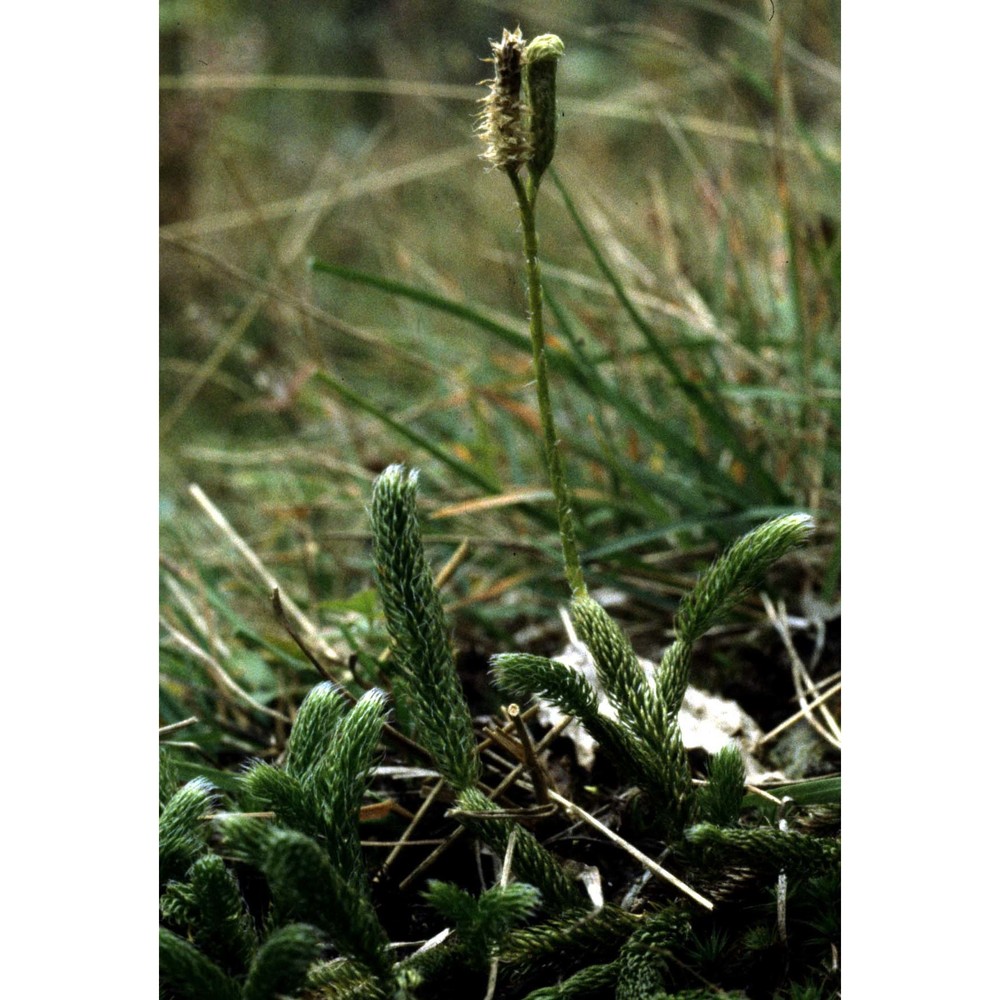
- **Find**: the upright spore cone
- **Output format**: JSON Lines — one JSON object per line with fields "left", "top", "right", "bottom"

{"left": 522, "top": 33, "right": 565, "bottom": 181}
{"left": 476, "top": 27, "right": 530, "bottom": 172}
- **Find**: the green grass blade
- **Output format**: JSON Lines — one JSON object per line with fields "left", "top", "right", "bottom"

{"left": 312, "top": 260, "right": 750, "bottom": 512}
{"left": 744, "top": 775, "right": 841, "bottom": 820}
{"left": 313, "top": 257, "right": 762, "bottom": 510}
{"left": 310, "top": 258, "right": 589, "bottom": 384}
{"left": 542, "top": 280, "right": 747, "bottom": 510}
{"left": 582, "top": 506, "right": 807, "bottom": 562}
{"left": 314, "top": 369, "right": 500, "bottom": 493}
{"left": 550, "top": 170, "right": 787, "bottom": 505}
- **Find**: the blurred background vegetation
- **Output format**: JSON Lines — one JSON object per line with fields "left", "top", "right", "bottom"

{"left": 160, "top": 0, "right": 839, "bottom": 768}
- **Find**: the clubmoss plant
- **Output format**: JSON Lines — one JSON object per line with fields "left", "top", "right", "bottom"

{"left": 159, "top": 922, "right": 323, "bottom": 1000}
{"left": 479, "top": 26, "right": 814, "bottom": 838}
{"left": 159, "top": 751, "right": 328, "bottom": 1000}
{"left": 369, "top": 464, "right": 581, "bottom": 910}
{"left": 685, "top": 824, "right": 841, "bottom": 879}
{"left": 159, "top": 766, "right": 215, "bottom": 886}
{"left": 218, "top": 820, "right": 392, "bottom": 979}
{"left": 694, "top": 744, "right": 746, "bottom": 828}
{"left": 243, "top": 684, "right": 390, "bottom": 893}
{"left": 494, "top": 515, "right": 814, "bottom": 835}
{"left": 161, "top": 24, "right": 839, "bottom": 999}
{"left": 161, "top": 692, "right": 400, "bottom": 998}
{"left": 160, "top": 854, "right": 258, "bottom": 974}
{"left": 521, "top": 962, "right": 619, "bottom": 999}
{"left": 423, "top": 879, "right": 541, "bottom": 970}
{"left": 163, "top": 683, "right": 489, "bottom": 1000}
{"left": 613, "top": 904, "right": 691, "bottom": 998}
{"left": 507, "top": 904, "right": 697, "bottom": 1000}
{"left": 369, "top": 468, "right": 479, "bottom": 792}
{"left": 225, "top": 686, "right": 396, "bottom": 981}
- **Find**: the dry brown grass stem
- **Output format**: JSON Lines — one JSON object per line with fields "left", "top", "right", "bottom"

{"left": 162, "top": 572, "right": 232, "bottom": 660}
{"left": 159, "top": 146, "right": 476, "bottom": 239}
{"left": 756, "top": 680, "right": 843, "bottom": 748}
{"left": 743, "top": 784, "right": 784, "bottom": 807}
{"left": 160, "top": 74, "right": 474, "bottom": 99}
{"left": 161, "top": 142, "right": 349, "bottom": 435}
{"left": 761, "top": 593, "right": 841, "bottom": 750}
{"left": 483, "top": 833, "right": 520, "bottom": 1000}
{"left": 691, "top": 777, "right": 784, "bottom": 807}
{"left": 546, "top": 790, "right": 715, "bottom": 912}
{"left": 161, "top": 619, "right": 292, "bottom": 723}
{"left": 159, "top": 717, "right": 199, "bottom": 738}
{"left": 431, "top": 538, "right": 474, "bottom": 592}
{"left": 381, "top": 704, "right": 542, "bottom": 880}
{"left": 203, "top": 811, "right": 277, "bottom": 821}
{"left": 270, "top": 587, "right": 434, "bottom": 763}
{"left": 160, "top": 295, "right": 262, "bottom": 438}
{"left": 160, "top": 234, "right": 438, "bottom": 375}
{"left": 444, "top": 570, "right": 538, "bottom": 612}
{"left": 188, "top": 483, "right": 345, "bottom": 670}
{"left": 506, "top": 703, "right": 553, "bottom": 805}
{"left": 270, "top": 589, "right": 340, "bottom": 685}
{"left": 378, "top": 778, "right": 447, "bottom": 876}
{"left": 361, "top": 840, "right": 448, "bottom": 848}
{"left": 398, "top": 713, "right": 574, "bottom": 891}
{"left": 159, "top": 76, "right": 838, "bottom": 160}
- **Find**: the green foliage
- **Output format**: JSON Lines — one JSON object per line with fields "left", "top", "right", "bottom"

{"left": 158, "top": 763, "right": 325, "bottom": 1000}
{"left": 794, "top": 870, "right": 841, "bottom": 944}
{"left": 569, "top": 597, "right": 649, "bottom": 738}
{"left": 499, "top": 159, "right": 815, "bottom": 836}
{"left": 695, "top": 746, "right": 747, "bottom": 827}
{"left": 305, "top": 958, "right": 386, "bottom": 1000}
{"left": 370, "top": 465, "right": 480, "bottom": 791}
{"left": 161, "top": 11, "right": 839, "bottom": 996}
{"left": 614, "top": 906, "right": 691, "bottom": 999}
{"left": 159, "top": 776, "right": 214, "bottom": 885}
{"left": 684, "top": 926, "right": 731, "bottom": 971}
{"left": 492, "top": 654, "right": 601, "bottom": 723}
{"left": 686, "top": 823, "right": 841, "bottom": 878}
{"left": 571, "top": 595, "right": 691, "bottom": 833}
{"left": 424, "top": 880, "right": 541, "bottom": 967}
{"left": 497, "top": 517, "right": 812, "bottom": 836}
{"left": 160, "top": 854, "right": 257, "bottom": 973}
{"left": 368, "top": 466, "right": 584, "bottom": 911}
{"left": 251, "top": 685, "right": 387, "bottom": 889}
{"left": 164, "top": 0, "right": 840, "bottom": 624}
{"left": 160, "top": 746, "right": 180, "bottom": 810}
{"left": 674, "top": 514, "right": 815, "bottom": 643}
{"left": 241, "top": 762, "right": 316, "bottom": 839}
{"left": 650, "top": 515, "right": 815, "bottom": 764}
{"left": 164, "top": 688, "right": 397, "bottom": 996}
{"left": 159, "top": 927, "right": 240, "bottom": 1000}
{"left": 219, "top": 816, "right": 391, "bottom": 977}
{"left": 778, "top": 985, "right": 828, "bottom": 1000}
{"left": 159, "top": 453, "right": 836, "bottom": 1000}
{"left": 241, "top": 923, "right": 324, "bottom": 1000}
{"left": 742, "top": 776, "right": 841, "bottom": 820}
{"left": 159, "top": 921, "right": 321, "bottom": 1000}
{"left": 503, "top": 906, "right": 642, "bottom": 965}
{"left": 550, "top": 169, "right": 787, "bottom": 513}
{"left": 455, "top": 786, "right": 582, "bottom": 909}
{"left": 490, "top": 652, "right": 656, "bottom": 790}
{"left": 522, "top": 961, "right": 618, "bottom": 999}
{"left": 284, "top": 679, "right": 353, "bottom": 776}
